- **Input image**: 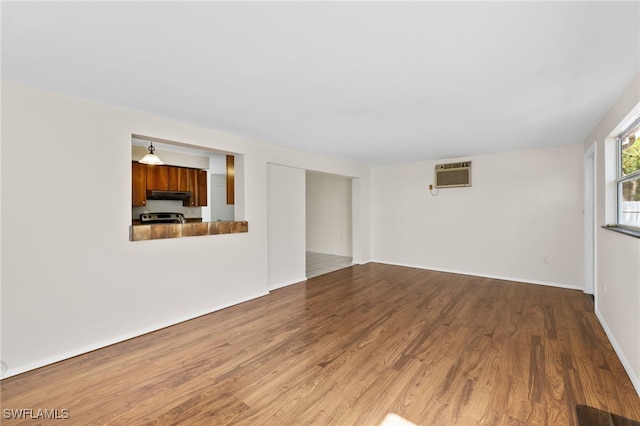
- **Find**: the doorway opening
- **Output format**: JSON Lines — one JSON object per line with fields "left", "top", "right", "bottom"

{"left": 305, "top": 171, "right": 353, "bottom": 278}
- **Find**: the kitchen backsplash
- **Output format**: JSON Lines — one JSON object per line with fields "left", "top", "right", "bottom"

{"left": 132, "top": 200, "right": 202, "bottom": 220}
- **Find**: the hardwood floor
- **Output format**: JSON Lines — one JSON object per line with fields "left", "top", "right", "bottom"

{"left": 2, "top": 263, "right": 640, "bottom": 425}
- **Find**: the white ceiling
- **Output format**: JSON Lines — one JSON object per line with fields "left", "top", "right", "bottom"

{"left": 2, "top": 1, "right": 639, "bottom": 166}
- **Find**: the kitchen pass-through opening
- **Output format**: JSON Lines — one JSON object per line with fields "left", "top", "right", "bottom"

{"left": 131, "top": 135, "right": 243, "bottom": 227}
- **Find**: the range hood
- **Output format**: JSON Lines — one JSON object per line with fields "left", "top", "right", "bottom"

{"left": 146, "top": 190, "right": 192, "bottom": 201}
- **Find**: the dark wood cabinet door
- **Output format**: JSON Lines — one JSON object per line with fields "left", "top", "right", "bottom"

{"left": 146, "top": 165, "right": 169, "bottom": 190}
{"left": 226, "top": 155, "right": 235, "bottom": 205}
{"left": 132, "top": 162, "right": 147, "bottom": 206}
{"left": 197, "top": 169, "right": 208, "bottom": 206}
{"left": 168, "top": 166, "right": 190, "bottom": 192}
{"left": 132, "top": 163, "right": 206, "bottom": 208}
{"left": 183, "top": 168, "right": 198, "bottom": 207}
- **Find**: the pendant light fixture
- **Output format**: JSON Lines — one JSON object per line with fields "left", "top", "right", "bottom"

{"left": 138, "top": 142, "right": 164, "bottom": 165}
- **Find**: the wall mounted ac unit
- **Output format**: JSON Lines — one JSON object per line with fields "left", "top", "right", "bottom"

{"left": 435, "top": 161, "right": 472, "bottom": 188}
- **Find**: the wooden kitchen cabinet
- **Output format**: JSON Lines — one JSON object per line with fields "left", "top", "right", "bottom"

{"left": 226, "top": 155, "right": 234, "bottom": 205}
{"left": 182, "top": 168, "right": 208, "bottom": 207}
{"left": 197, "top": 169, "right": 208, "bottom": 206}
{"left": 183, "top": 168, "right": 198, "bottom": 207}
{"left": 146, "top": 164, "right": 170, "bottom": 190}
{"left": 132, "top": 162, "right": 147, "bottom": 206}
{"left": 168, "top": 166, "right": 190, "bottom": 192}
{"left": 132, "top": 161, "right": 207, "bottom": 208}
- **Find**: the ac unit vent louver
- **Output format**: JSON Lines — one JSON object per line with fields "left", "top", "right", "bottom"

{"left": 435, "top": 161, "right": 472, "bottom": 188}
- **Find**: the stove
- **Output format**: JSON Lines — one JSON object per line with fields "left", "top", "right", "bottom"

{"left": 139, "top": 212, "right": 186, "bottom": 224}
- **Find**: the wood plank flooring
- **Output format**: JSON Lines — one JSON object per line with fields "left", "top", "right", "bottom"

{"left": 2, "top": 263, "right": 640, "bottom": 425}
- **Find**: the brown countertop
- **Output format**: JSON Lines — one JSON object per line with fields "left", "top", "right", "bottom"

{"left": 130, "top": 221, "right": 248, "bottom": 241}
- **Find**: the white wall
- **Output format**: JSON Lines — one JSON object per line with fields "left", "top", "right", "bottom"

{"left": 267, "top": 164, "right": 307, "bottom": 289}
{"left": 371, "top": 144, "right": 584, "bottom": 288}
{"left": 0, "top": 82, "right": 370, "bottom": 377}
{"left": 351, "top": 176, "right": 371, "bottom": 265}
{"left": 583, "top": 72, "right": 640, "bottom": 395}
{"left": 306, "top": 171, "right": 353, "bottom": 257}
{"left": 209, "top": 155, "right": 228, "bottom": 175}
{"left": 209, "top": 174, "right": 234, "bottom": 222}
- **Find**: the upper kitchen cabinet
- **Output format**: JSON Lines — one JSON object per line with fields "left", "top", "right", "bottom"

{"left": 146, "top": 164, "right": 170, "bottom": 190}
{"left": 168, "top": 166, "right": 190, "bottom": 192}
{"left": 197, "top": 169, "right": 208, "bottom": 207}
{"left": 184, "top": 168, "right": 197, "bottom": 207}
{"left": 131, "top": 162, "right": 207, "bottom": 207}
{"left": 226, "top": 155, "right": 235, "bottom": 205}
{"left": 183, "top": 168, "right": 207, "bottom": 207}
{"left": 132, "top": 162, "right": 147, "bottom": 207}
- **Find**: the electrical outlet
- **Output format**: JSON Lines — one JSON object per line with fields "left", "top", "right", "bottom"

{"left": 543, "top": 256, "right": 549, "bottom": 264}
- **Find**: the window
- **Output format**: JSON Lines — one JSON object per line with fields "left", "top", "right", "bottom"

{"left": 617, "top": 117, "right": 640, "bottom": 230}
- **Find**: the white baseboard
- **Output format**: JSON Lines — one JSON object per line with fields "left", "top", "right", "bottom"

{"left": 370, "top": 260, "right": 583, "bottom": 290}
{"left": 268, "top": 276, "right": 308, "bottom": 291}
{"left": 1, "top": 291, "right": 269, "bottom": 380}
{"left": 595, "top": 308, "right": 640, "bottom": 397}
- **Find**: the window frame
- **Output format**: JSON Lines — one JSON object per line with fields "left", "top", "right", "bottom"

{"left": 616, "top": 116, "right": 640, "bottom": 231}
